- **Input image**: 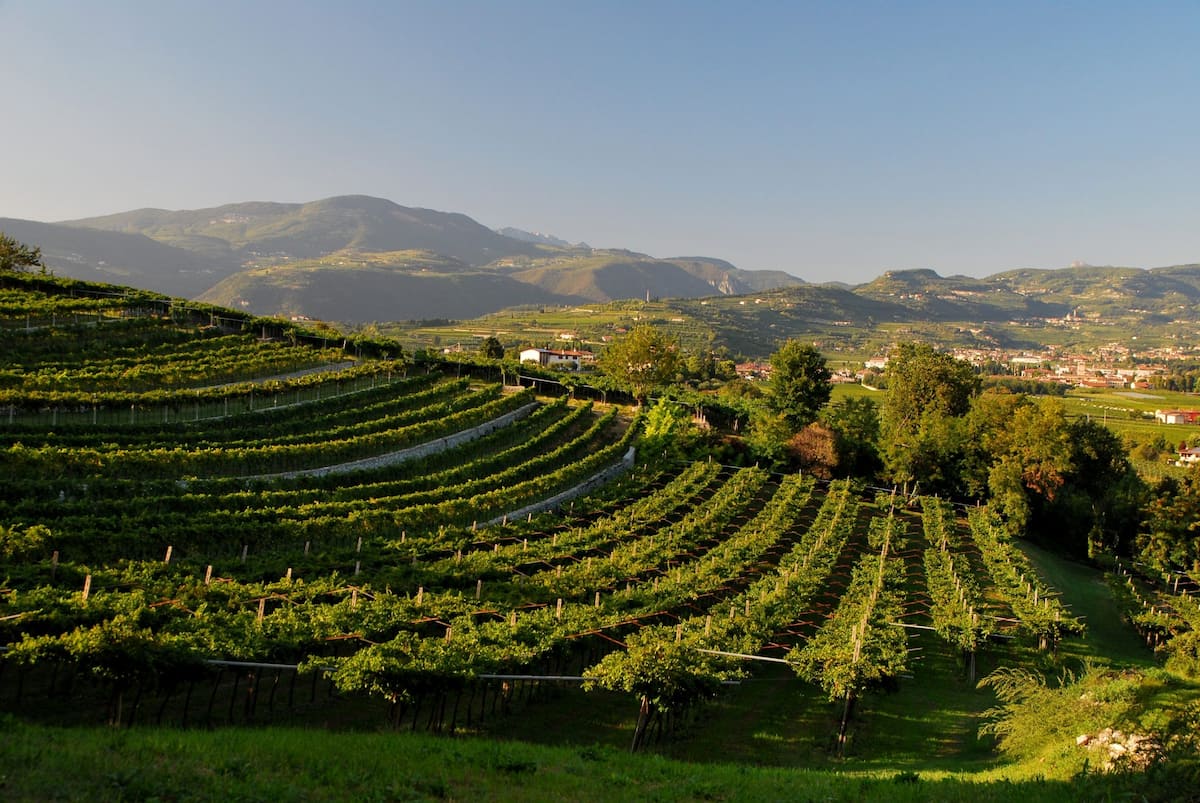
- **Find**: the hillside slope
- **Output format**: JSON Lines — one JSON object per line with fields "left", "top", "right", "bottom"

{"left": 198, "top": 256, "right": 584, "bottom": 321}
{"left": 507, "top": 251, "right": 804, "bottom": 302}
{"left": 50, "top": 195, "right": 805, "bottom": 316}
{"left": 64, "top": 195, "right": 545, "bottom": 267}
{"left": 854, "top": 269, "right": 1070, "bottom": 320}
{"left": 0, "top": 217, "right": 234, "bottom": 296}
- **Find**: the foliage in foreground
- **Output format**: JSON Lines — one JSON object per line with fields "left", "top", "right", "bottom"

{"left": 978, "top": 664, "right": 1200, "bottom": 795}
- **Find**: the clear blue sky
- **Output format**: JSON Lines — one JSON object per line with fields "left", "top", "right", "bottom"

{"left": 2, "top": 1, "right": 1198, "bottom": 283}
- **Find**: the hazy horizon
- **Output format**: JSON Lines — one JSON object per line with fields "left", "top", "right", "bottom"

{"left": 3, "top": 1, "right": 1198, "bottom": 283}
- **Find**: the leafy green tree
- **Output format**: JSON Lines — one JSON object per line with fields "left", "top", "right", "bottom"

{"left": 1138, "top": 474, "right": 1200, "bottom": 574}
{"left": 766, "top": 340, "right": 832, "bottom": 429}
{"left": 821, "top": 396, "right": 882, "bottom": 477}
{"left": 883, "top": 343, "right": 978, "bottom": 431}
{"left": 641, "top": 398, "right": 693, "bottom": 461}
{"left": 683, "top": 351, "right": 717, "bottom": 383}
{"left": 0, "top": 233, "right": 45, "bottom": 273}
{"left": 961, "top": 392, "right": 1143, "bottom": 556}
{"left": 745, "top": 405, "right": 793, "bottom": 465}
{"left": 881, "top": 343, "right": 979, "bottom": 489}
{"left": 898, "top": 412, "right": 969, "bottom": 496}
{"left": 479, "top": 336, "right": 505, "bottom": 359}
{"left": 980, "top": 397, "right": 1073, "bottom": 536}
{"left": 598, "top": 325, "right": 681, "bottom": 404}
{"left": 1057, "top": 418, "right": 1144, "bottom": 557}
{"left": 959, "top": 391, "right": 1026, "bottom": 498}
{"left": 717, "top": 378, "right": 764, "bottom": 403}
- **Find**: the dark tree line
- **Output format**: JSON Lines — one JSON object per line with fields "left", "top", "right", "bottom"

{"left": 879, "top": 343, "right": 1143, "bottom": 558}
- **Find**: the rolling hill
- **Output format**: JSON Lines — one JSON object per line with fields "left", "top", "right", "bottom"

{"left": 853, "top": 268, "right": 1070, "bottom": 321}
{"left": 197, "top": 248, "right": 795, "bottom": 322}
{"left": 197, "top": 249, "right": 584, "bottom": 321}
{"left": 6, "top": 195, "right": 1200, "bottom": 335}
{"left": 501, "top": 250, "right": 801, "bottom": 300}
{"left": 0, "top": 217, "right": 235, "bottom": 296}
{"left": 64, "top": 195, "right": 546, "bottom": 266}
{"left": 24, "top": 195, "right": 804, "bottom": 320}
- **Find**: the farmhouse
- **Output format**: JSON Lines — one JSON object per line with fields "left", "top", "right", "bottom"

{"left": 519, "top": 347, "right": 594, "bottom": 370}
{"left": 1155, "top": 409, "right": 1200, "bottom": 425}
{"left": 1176, "top": 446, "right": 1200, "bottom": 465}
{"left": 735, "top": 361, "right": 771, "bottom": 380}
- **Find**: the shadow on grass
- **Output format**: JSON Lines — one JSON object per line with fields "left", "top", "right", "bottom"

{"left": 1016, "top": 540, "right": 1155, "bottom": 669}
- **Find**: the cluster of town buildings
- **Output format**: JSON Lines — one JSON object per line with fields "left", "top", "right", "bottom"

{"left": 734, "top": 348, "right": 1176, "bottom": 390}
{"left": 446, "top": 336, "right": 1200, "bottom": 465}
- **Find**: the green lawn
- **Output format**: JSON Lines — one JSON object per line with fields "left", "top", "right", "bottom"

{"left": 1016, "top": 541, "right": 1154, "bottom": 668}
{"left": 0, "top": 718, "right": 1096, "bottom": 802}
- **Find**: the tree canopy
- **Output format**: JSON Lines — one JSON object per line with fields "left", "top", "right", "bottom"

{"left": 883, "top": 343, "right": 978, "bottom": 430}
{"left": 0, "top": 233, "right": 45, "bottom": 273}
{"left": 766, "top": 340, "right": 832, "bottom": 430}
{"left": 598, "top": 325, "right": 681, "bottom": 404}
{"left": 881, "top": 342, "right": 979, "bottom": 488}
{"left": 821, "top": 396, "right": 882, "bottom": 477}
{"left": 1139, "top": 473, "right": 1200, "bottom": 574}
{"left": 479, "top": 336, "right": 504, "bottom": 360}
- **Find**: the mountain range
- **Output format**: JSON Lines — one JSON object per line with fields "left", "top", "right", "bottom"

{"left": 3, "top": 195, "right": 1200, "bottom": 334}
{"left": 1, "top": 195, "right": 801, "bottom": 321}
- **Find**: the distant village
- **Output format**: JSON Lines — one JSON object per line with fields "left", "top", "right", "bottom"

{"left": 736, "top": 342, "right": 1196, "bottom": 394}
{"left": 437, "top": 329, "right": 1200, "bottom": 439}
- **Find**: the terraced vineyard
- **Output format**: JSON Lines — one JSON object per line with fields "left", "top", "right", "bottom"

{"left": 1, "top": 274, "right": 1091, "bottom": 758}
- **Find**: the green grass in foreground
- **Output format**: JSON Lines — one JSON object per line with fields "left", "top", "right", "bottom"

{"left": 1016, "top": 541, "right": 1153, "bottom": 669}
{"left": 0, "top": 717, "right": 1089, "bottom": 802}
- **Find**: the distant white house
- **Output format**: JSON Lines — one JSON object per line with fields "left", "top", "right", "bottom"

{"left": 1156, "top": 409, "right": 1200, "bottom": 425}
{"left": 519, "top": 348, "right": 595, "bottom": 371}
{"left": 1176, "top": 446, "right": 1200, "bottom": 466}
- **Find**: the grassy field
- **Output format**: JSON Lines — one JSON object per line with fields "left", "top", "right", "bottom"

{"left": 0, "top": 718, "right": 1111, "bottom": 802}
{"left": 830, "top": 382, "right": 884, "bottom": 401}
{"left": 1016, "top": 541, "right": 1154, "bottom": 669}
{"left": 1061, "top": 387, "right": 1200, "bottom": 444}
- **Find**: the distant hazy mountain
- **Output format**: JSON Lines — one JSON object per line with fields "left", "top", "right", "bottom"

{"left": 504, "top": 252, "right": 806, "bottom": 305}
{"left": 852, "top": 265, "right": 1200, "bottom": 322}
{"left": 0, "top": 217, "right": 235, "bottom": 296}
{"left": 495, "top": 227, "right": 587, "bottom": 249}
{"left": 65, "top": 195, "right": 546, "bottom": 267}
{"left": 197, "top": 247, "right": 794, "bottom": 322}
{"left": 5, "top": 194, "right": 805, "bottom": 321}
{"left": 853, "top": 268, "right": 1069, "bottom": 320}
{"left": 198, "top": 250, "right": 583, "bottom": 322}
{"left": 664, "top": 257, "right": 805, "bottom": 294}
